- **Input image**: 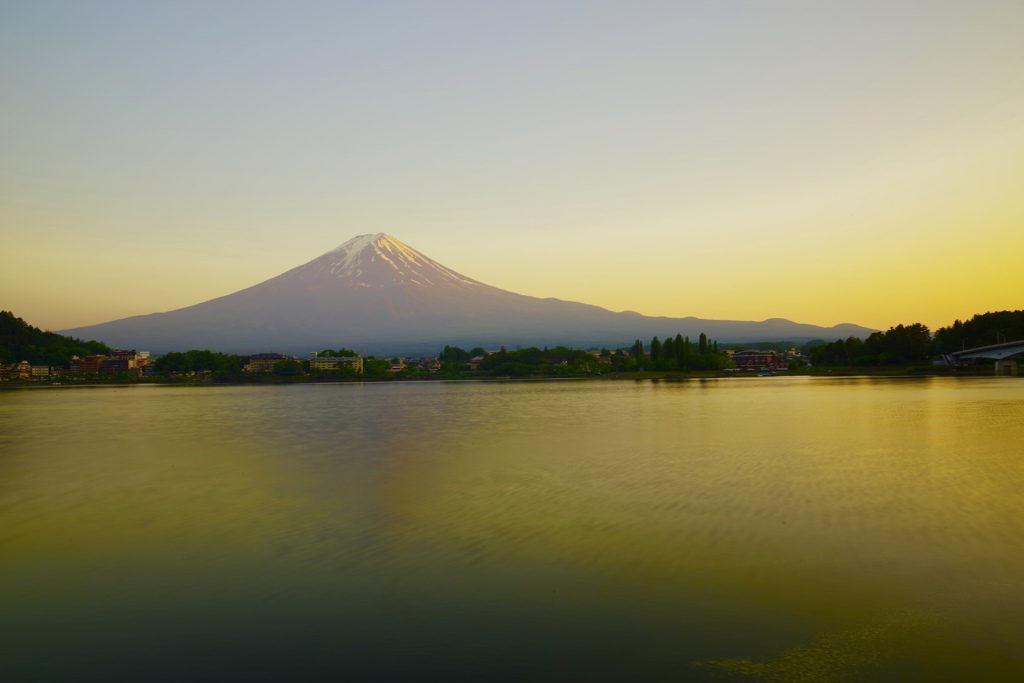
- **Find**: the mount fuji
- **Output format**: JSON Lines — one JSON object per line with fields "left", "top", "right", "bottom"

{"left": 61, "top": 234, "right": 875, "bottom": 355}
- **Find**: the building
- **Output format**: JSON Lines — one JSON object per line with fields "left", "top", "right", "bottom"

{"left": 78, "top": 355, "right": 107, "bottom": 374}
{"left": 100, "top": 358, "right": 131, "bottom": 374}
{"left": 729, "top": 349, "right": 785, "bottom": 370}
{"left": 1, "top": 360, "right": 32, "bottom": 380}
{"left": 309, "top": 356, "right": 364, "bottom": 373}
{"left": 109, "top": 349, "right": 139, "bottom": 369}
{"left": 247, "top": 353, "right": 289, "bottom": 372}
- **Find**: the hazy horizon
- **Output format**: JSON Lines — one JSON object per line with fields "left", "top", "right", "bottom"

{"left": 3, "top": 1, "right": 1021, "bottom": 333}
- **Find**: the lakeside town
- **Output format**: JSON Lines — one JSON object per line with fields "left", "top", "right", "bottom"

{"left": 0, "top": 346, "right": 804, "bottom": 382}
{"left": 2, "top": 309, "right": 1020, "bottom": 383}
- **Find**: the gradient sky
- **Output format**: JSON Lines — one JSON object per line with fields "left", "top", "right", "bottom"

{"left": 2, "top": 1, "right": 1021, "bottom": 335}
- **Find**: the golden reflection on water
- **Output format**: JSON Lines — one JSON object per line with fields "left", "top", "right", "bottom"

{"left": 4, "top": 395, "right": 308, "bottom": 557}
{"left": 1, "top": 378, "right": 1022, "bottom": 681}
{"left": 361, "top": 378, "right": 1024, "bottom": 678}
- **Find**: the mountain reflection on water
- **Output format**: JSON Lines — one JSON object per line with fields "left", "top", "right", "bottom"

{"left": 1, "top": 378, "right": 1022, "bottom": 681}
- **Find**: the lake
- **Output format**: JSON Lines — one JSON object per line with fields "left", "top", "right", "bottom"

{"left": 1, "top": 377, "right": 1022, "bottom": 681}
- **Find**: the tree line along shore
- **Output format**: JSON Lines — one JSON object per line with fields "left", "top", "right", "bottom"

{"left": 2, "top": 309, "right": 1021, "bottom": 383}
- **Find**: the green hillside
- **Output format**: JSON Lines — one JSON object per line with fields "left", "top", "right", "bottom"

{"left": 0, "top": 311, "right": 112, "bottom": 366}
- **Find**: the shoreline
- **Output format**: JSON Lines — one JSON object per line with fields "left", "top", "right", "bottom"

{"left": 0, "top": 366, "right": 1004, "bottom": 389}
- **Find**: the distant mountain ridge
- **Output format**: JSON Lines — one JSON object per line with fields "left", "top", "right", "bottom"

{"left": 60, "top": 234, "right": 876, "bottom": 354}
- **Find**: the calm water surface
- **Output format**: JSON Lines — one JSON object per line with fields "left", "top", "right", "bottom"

{"left": 1, "top": 377, "right": 1022, "bottom": 681}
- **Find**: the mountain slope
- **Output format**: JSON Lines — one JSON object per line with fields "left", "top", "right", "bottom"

{"left": 60, "top": 234, "right": 876, "bottom": 354}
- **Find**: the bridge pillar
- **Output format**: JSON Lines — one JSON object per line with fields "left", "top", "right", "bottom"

{"left": 995, "top": 359, "right": 1018, "bottom": 376}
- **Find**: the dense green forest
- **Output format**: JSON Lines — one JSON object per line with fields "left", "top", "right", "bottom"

{"left": 807, "top": 323, "right": 933, "bottom": 366}
{"left": 764, "top": 311, "right": 1023, "bottom": 368}
{"left": 477, "top": 346, "right": 596, "bottom": 377}
{"left": 0, "top": 311, "right": 111, "bottom": 365}
{"left": 153, "top": 350, "right": 249, "bottom": 376}
{"left": 933, "top": 310, "right": 1024, "bottom": 354}
{"left": 440, "top": 345, "right": 487, "bottom": 363}
{"left": 625, "top": 332, "right": 729, "bottom": 371}
{"left": 432, "top": 333, "right": 728, "bottom": 377}
{"left": 806, "top": 311, "right": 1023, "bottom": 367}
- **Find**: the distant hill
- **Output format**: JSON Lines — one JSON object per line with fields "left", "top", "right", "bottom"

{"left": 60, "top": 234, "right": 878, "bottom": 355}
{"left": 0, "top": 311, "right": 111, "bottom": 365}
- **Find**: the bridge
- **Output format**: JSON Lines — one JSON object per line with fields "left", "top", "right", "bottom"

{"left": 942, "top": 340, "right": 1024, "bottom": 375}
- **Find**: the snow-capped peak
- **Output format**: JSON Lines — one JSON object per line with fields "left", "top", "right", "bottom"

{"left": 292, "top": 233, "right": 481, "bottom": 289}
